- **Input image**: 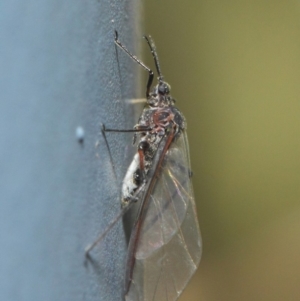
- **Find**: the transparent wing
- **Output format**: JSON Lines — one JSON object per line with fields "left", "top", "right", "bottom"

{"left": 126, "top": 131, "right": 202, "bottom": 301}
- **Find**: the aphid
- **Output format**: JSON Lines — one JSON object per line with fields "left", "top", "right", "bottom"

{"left": 86, "top": 31, "right": 202, "bottom": 301}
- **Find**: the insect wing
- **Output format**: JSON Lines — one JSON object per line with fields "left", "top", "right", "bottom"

{"left": 126, "top": 132, "right": 202, "bottom": 301}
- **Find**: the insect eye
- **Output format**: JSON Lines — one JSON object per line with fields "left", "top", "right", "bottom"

{"left": 158, "top": 83, "right": 170, "bottom": 95}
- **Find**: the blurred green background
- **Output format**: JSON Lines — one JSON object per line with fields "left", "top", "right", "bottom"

{"left": 144, "top": 1, "right": 300, "bottom": 300}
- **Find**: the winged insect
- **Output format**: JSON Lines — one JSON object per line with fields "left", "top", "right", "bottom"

{"left": 86, "top": 31, "right": 202, "bottom": 301}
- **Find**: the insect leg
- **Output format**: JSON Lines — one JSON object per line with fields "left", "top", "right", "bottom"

{"left": 101, "top": 124, "right": 151, "bottom": 179}
{"left": 85, "top": 180, "right": 146, "bottom": 256}
{"left": 114, "top": 30, "right": 153, "bottom": 97}
{"left": 125, "top": 98, "right": 146, "bottom": 105}
{"left": 99, "top": 123, "right": 118, "bottom": 182}
{"left": 103, "top": 124, "right": 151, "bottom": 133}
{"left": 84, "top": 200, "right": 133, "bottom": 256}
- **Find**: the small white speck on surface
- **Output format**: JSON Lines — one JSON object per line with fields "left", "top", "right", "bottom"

{"left": 95, "top": 140, "right": 100, "bottom": 148}
{"left": 76, "top": 126, "right": 85, "bottom": 143}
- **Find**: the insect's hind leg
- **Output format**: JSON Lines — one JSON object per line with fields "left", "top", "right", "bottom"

{"left": 84, "top": 181, "right": 146, "bottom": 256}
{"left": 84, "top": 199, "right": 133, "bottom": 256}
{"left": 86, "top": 123, "right": 150, "bottom": 256}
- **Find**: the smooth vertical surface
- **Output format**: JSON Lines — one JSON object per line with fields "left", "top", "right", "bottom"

{"left": 145, "top": 1, "right": 300, "bottom": 301}
{"left": 0, "top": 1, "right": 141, "bottom": 300}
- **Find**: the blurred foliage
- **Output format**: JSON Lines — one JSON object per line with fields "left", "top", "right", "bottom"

{"left": 144, "top": 1, "right": 300, "bottom": 300}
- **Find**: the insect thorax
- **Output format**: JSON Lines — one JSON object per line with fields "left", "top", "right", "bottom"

{"left": 121, "top": 102, "right": 186, "bottom": 208}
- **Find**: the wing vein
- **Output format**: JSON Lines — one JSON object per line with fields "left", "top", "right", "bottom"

{"left": 167, "top": 169, "right": 198, "bottom": 269}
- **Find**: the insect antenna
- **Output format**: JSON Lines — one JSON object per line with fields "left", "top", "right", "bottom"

{"left": 143, "top": 35, "right": 164, "bottom": 82}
